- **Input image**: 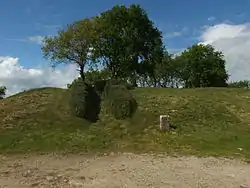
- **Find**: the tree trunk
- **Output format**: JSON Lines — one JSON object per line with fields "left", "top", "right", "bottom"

{"left": 131, "top": 72, "right": 138, "bottom": 87}
{"left": 79, "top": 65, "right": 85, "bottom": 81}
{"left": 152, "top": 76, "right": 157, "bottom": 87}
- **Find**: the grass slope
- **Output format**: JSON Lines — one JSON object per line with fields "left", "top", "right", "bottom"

{"left": 1, "top": 87, "right": 250, "bottom": 158}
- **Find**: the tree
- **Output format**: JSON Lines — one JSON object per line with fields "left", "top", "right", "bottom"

{"left": 152, "top": 52, "right": 178, "bottom": 87}
{"left": 137, "top": 51, "right": 183, "bottom": 88}
{"left": 228, "top": 80, "right": 250, "bottom": 88}
{"left": 176, "top": 44, "right": 228, "bottom": 88}
{"left": 0, "top": 86, "right": 6, "bottom": 99}
{"left": 93, "top": 4, "right": 164, "bottom": 84}
{"left": 84, "top": 68, "right": 111, "bottom": 84}
{"left": 42, "top": 18, "right": 95, "bottom": 81}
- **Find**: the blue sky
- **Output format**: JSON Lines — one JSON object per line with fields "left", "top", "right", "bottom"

{"left": 1, "top": 0, "right": 250, "bottom": 95}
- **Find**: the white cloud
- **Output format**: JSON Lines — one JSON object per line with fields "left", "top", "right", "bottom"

{"left": 28, "top": 36, "right": 45, "bottom": 44}
{"left": 208, "top": 16, "right": 216, "bottom": 21}
{"left": 164, "top": 27, "right": 189, "bottom": 39}
{"left": 200, "top": 23, "right": 250, "bottom": 81}
{"left": 0, "top": 56, "right": 79, "bottom": 96}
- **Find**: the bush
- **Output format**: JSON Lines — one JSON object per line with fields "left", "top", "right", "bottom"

{"left": 0, "top": 86, "right": 6, "bottom": 99}
{"left": 107, "top": 79, "right": 134, "bottom": 90}
{"left": 69, "top": 80, "right": 101, "bottom": 122}
{"left": 228, "top": 80, "right": 250, "bottom": 88}
{"left": 102, "top": 79, "right": 134, "bottom": 97}
{"left": 102, "top": 84, "right": 137, "bottom": 120}
{"left": 69, "top": 77, "right": 134, "bottom": 94}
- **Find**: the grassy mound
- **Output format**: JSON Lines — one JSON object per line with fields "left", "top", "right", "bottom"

{"left": 1, "top": 87, "right": 250, "bottom": 158}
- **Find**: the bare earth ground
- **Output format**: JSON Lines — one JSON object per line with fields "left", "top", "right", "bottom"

{"left": 0, "top": 153, "right": 250, "bottom": 188}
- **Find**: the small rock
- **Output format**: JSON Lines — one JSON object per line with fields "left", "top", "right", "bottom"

{"left": 64, "top": 179, "right": 69, "bottom": 183}
{"left": 78, "top": 176, "right": 86, "bottom": 180}
{"left": 31, "top": 182, "right": 40, "bottom": 187}
{"left": 1, "top": 170, "right": 10, "bottom": 175}
{"left": 23, "top": 170, "right": 31, "bottom": 177}
{"left": 227, "top": 174, "right": 235, "bottom": 178}
{"left": 240, "top": 184, "right": 248, "bottom": 188}
{"left": 69, "top": 180, "right": 84, "bottom": 187}
{"left": 119, "top": 167, "right": 126, "bottom": 171}
{"left": 46, "top": 176, "right": 54, "bottom": 182}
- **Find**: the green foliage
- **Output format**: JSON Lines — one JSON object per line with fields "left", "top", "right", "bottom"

{"left": 0, "top": 86, "right": 6, "bottom": 99}
{"left": 68, "top": 76, "right": 136, "bottom": 121}
{"left": 106, "top": 79, "right": 134, "bottom": 90}
{"left": 42, "top": 18, "right": 96, "bottom": 81}
{"left": 153, "top": 52, "right": 182, "bottom": 88}
{"left": 101, "top": 79, "right": 134, "bottom": 99}
{"left": 93, "top": 4, "right": 164, "bottom": 80}
{"left": 68, "top": 76, "right": 134, "bottom": 96}
{"left": 228, "top": 80, "right": 250, "bottom": 88}
{"left": 42, "top": 4, "right": 231, "bottom": 90}
{"left": 102, "top": 84, "right": 137, "bottom": 119}
{"left": 93, "top": 78, "right": 134, "bottom": 95}
{"left": 84, "top": 68, "right": 111, "bottom": 84}
{"left": 69, "top": 80, "right": 101, "bottom": 122}
{"left": 176, "top": 44, "right": 229, "bottom": 88}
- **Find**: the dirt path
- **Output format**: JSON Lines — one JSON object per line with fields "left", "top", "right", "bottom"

{"left": 0, "top": 153, "right": 250, "bottom": 188}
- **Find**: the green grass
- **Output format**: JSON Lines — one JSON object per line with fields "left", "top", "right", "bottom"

{"left": 1, "top": 87, "right": 250, "bottom": 159}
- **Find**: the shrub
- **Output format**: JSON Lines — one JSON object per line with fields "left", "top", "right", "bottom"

{"left": 107, "top": 79, "right": 134, "bottom": 90}
{"left": 0, "top": 86, "right": 6, "bottom": 99}
{"left": 68, "top": 77, "right": 134, "bottom": 95}
{"left": 102, "top": 84, "right": 137, "bottom": 120}
{"left": 88, "top": 78, "right": 134, "bottom": 96}
{"left": 228, "top": 80, "right": 250, "bottom": 88}
{"left": 69, "top": 80, "right": 101, "bottom": 122}
{"left": 102, "top": 79, "right": 134, "bottom": 97}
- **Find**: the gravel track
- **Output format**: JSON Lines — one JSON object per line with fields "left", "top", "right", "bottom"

{"left": 0, "top": 153, "right": 250, "bottom": 188}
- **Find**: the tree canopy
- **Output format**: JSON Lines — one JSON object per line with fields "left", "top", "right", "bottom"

{"left": 42, "top": 4, "right": 231, "bottom": 89}
{"left": 93, "top": 4, "right": 164, "bottom": 82}
{"left": 42, "top": 18, "right": 95, "bottom": 81}
{"left": 175, "top": 44, "right": 229, "bottom": 88}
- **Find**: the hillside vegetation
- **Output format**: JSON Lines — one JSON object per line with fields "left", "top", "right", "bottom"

{"left": 1, "top": 87, "right": 250, "bottom": 158}
{"left": 0, "top": 4, "right": 248, "bottom": 159}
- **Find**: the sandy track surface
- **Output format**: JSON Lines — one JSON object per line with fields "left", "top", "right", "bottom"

{"left": 0, "top": 153, "right": 250, "bottom": 188}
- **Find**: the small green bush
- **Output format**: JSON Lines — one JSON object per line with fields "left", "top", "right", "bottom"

{"left": 228, "top": 80, "right": 250, "bottom": 88}
{"left": 107, "top": 79, "right": 134, "bottom": 90}
{"left": 93, "top": 79, "right": 134, "bottom": 96}
{"left": 102, "top": 79, "right": 134, "bottom": 97}
{"left": 102, "top": 84, "right": 137, "bottom": 120}
{"left": 69, "top": 80, "right": 101, "bottom": 122}
{"left": 0, "top": 86, "right": 6, "bottom": 99}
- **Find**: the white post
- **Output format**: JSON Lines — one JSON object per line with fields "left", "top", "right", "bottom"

{"left": 159, "top": 115, "right": 169, "bottom": 131}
